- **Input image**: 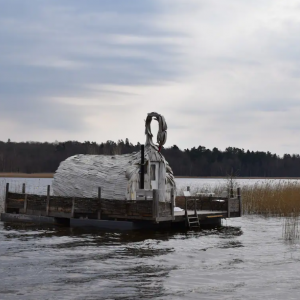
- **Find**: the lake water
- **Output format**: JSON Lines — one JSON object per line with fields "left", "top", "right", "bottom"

{"left": 1, "top": 177, "right": 300, "bottom": 196}
{"left": 1, "top": 177, "right": 300, "bottom": 299}
{"left": 1, "top": 217, "right": 299, "bottom": 299}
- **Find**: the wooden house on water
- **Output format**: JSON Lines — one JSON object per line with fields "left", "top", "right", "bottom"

{"left": 1, "top": 112, "right": 242, "bottom": 230}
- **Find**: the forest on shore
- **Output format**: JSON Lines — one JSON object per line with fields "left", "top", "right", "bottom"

{"left": 0, "top": 139, "right": 299, "bottom": 177}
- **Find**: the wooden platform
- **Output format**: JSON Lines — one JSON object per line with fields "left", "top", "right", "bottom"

{"left": 1, "top": 183, "right": 242, "bottom": 230}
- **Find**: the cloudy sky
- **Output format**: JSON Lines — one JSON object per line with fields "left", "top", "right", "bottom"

{"left": 1, "top": 0, "right": 300, "bottom": 155}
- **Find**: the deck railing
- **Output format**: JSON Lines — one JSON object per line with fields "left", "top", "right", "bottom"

{"left": 3, "top": 183, "right": 176, "bottom": 222}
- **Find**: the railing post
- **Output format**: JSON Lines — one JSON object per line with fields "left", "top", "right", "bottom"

{"left": 4, "top": 183, "right": 9, "bottom": 213}
{"left": 185, "top": 196, "right": 188, "bottom": 226}
{"left": 227, "top": 193, "right": 231, "bottom": 218}
{"left": 97, "top": 187, "right": 101, "bottom": 220}
{"left": 171, "top": 188, "right": 175, "bottom": 220}
{"left": 23, "top": 194, "right": 28, "bottom": 214}
{"left": 22, "top": 183, "right": 25, "bottom": 194}
{"left": 237, "top": 187, "right": 242, "bottom": 217}
{"left": 71, "top": 197, "right": 75, "bottom": 218}
{"left": 46, "top": 185, "right": 50, "bottom": 216}
{"left": 153, "top": 189, "right": 159, "bottom": 221}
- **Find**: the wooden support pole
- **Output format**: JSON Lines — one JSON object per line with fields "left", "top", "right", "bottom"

{"left": 22, "top": 183, "right": 25, "bottom": 194}
{"left": 46, "top": 185, "right": 50, "bottom": 216}
{"left": 187, "top": 186, "right": 190, "bottom": 192}
{"left": 140, "top": 145, "right": 144, "bottom": 189}
{"left": 152, "top": 189, "right": 159, "bottom": 221}
{"left": 237, "top": 187, "right": 242, "bottom": 217}
{"left": 194, "top": 198, "right": 197, "bottom": 215}
{"left": 4, "top": 183, "right": 9, "bottom": 213}
{"left": 171, "top": 188, "right": 175, "bottom": 220}
{"left": 24, "top": 194, "right": 28, "bottom": 214}
{"left": 97, "top": 187, "right": 101, "bottom": 220}
{"left": 230, "top": 187, "right": 234, "bottom": 198}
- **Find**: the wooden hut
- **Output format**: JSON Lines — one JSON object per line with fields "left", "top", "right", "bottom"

{"left": 52, "top": 112, "right": 176, "bottom": 202}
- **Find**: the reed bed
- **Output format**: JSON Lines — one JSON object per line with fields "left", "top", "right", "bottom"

{"left": 241, "top": 181, "right": 300, "bottom": 241}
{"left": 242, "top": 181, "right": 300, "bottom": 217}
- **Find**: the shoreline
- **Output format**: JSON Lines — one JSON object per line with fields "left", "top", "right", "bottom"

{"left": 0, "top": 173, "right": 54, "bottom": 178}
{"left": 1, "top": 173, "right": 300, "bottom": 179}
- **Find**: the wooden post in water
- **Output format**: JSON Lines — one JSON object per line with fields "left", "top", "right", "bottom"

{"left": 46, "top": 185, "right": 50, "bottom": 216}
{"left": 171, "top": 188, "right": 175, "bottom": 220}
{"left": 237, "top": 187, "right": 242, "bottom": 217}
{"left": 152, "top": 189, "right": 159, "bottom": 221}
{"left": 22, "top": 183, "right": 25, "bottom": 194}
{"left": 4, "top": 183, "right": 9, "bottom": 213}
{"left": 97, "top": 187, "right": 101, "bottom": 220}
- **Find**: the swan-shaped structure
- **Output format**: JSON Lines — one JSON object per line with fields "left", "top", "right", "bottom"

{"left": 53, "top": 112, "right": 176, "bottom": 201}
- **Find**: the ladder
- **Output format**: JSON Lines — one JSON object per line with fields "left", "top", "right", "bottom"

{"left": 187, "top": 213, "right": 200, "bottom": 229}
{"left": 185, "top": 197, "right": 200, "bottom": 229}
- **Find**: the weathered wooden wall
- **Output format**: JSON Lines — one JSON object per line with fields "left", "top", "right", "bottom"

{"left": 5, "top": 191, "right": 171, "bottom": 222}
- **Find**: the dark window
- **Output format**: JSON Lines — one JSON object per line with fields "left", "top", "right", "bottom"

{"left": 151, "top": 164, "right": 156, "bottom": 180}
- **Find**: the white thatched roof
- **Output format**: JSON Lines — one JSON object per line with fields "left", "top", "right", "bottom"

{"left": 53, "top": 145, "right": 175, "bottom": 200}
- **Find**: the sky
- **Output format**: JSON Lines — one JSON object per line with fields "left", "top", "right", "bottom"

{"left": 1, "top": 0, "right": 300, "bottom": 155}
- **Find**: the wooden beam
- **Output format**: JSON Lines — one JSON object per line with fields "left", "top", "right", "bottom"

{"left": 140, "top": 145, "right": 144, "bottom": 189}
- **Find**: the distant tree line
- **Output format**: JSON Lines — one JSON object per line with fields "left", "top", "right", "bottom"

{"left": 0, "top": 139, "right": 299, "bottom": 177}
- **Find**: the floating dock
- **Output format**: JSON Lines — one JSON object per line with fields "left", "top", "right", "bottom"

{"left": 1, "top": 183, "right": 242, "bottom": 230}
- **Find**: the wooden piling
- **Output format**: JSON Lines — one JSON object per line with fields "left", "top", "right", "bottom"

{"left": 22, "top": 183, "right": 26, "bottom": 194}
{"left": 4, "top": 183, "right": 9, "bottom": 213}
{"left": 97, "top": 187, "right": 101, "bottom": 219}
{"left": 46, "top": 185, "right": 50, "bottom": 216}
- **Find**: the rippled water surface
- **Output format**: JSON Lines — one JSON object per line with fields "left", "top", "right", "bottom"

{"left": 1, "top": 216, "right": 300, "bottom": 300}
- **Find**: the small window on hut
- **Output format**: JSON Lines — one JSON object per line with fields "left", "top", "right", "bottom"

{"left": 151, "top": 164, "right": 156, "bottom": 180}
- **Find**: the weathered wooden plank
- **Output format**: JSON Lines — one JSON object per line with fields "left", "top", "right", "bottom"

{"left": 7, "top": 198, "right": 24, "bottom": 209}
